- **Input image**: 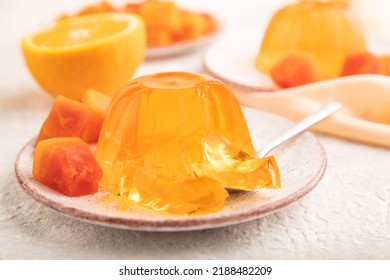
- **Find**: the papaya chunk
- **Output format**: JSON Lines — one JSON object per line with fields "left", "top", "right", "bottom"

{"left": 58, "top": 0, "right": 219, "bottom": 47}
{"left": 123, "top": 3, "right": 142, "bottom": 14}
{"left": 270, "top": 52, "right": 319, "bottom": 88}
{"left": 58, "top": 1, "right": 115, "bottom": 20}
{"left": 33, "top": 137, "right": 102, "bottom": 197}
{"left": 341, "top": 52, "right": 384, "bottom": 76}
{"left": 36, "top": 90, "right": 111, "bottom": 145}
{"left": 175, "top": 11, "right": 207, "bottom": 40}
{"left": 80, "top": 88, "right": 112, "bottom": 143}
{"left": 139, "top": 0, "right": 181, "bottom": 31}
{"left": 78, "top": 1, "right": 115, "bottom": 16}
{"left": 147, "top": 26, "right": 172, "bottom": 46}
{"left": 380, "top": 55, "right": 390, "bottom": 76}
{"left": 36, "top": 95, "right": 91, "bottom": 144}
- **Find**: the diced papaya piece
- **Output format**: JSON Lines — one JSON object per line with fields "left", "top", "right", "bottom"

{"left": 80, "top": 88, "right": 112, "bottom": 143}
{"left": 58, "top": 1, "right": 116, "bottom": 20}
{"left": 147, "top": 26, "right": 172, "bottom": 46}
{"left": 33, "top": 137, "right": 102, "bottom": 197}
{"left": 57, "top": 0, "right": 219, "bottom": 47}
{"left": 175, "top": 11, "right": 207, "bottom": 41}
{"left": 379, "top": 55, "right": 390, "bottom": 76}
{"left": 202, "top": 13, "right": 218, "bottom": 34}
{"left": 123, "top": 3, "right": 142, "bottom": 14}
{"left": 341, "top": 52, "right": 384, "bottom": 76}
{"left": 270, "top": 53, "right": 319, "bottom": 88}
{"left": 139, "top": 0, "right": 181, "bottom": 31}
{"left": 36, "top": 95, "right": 91, "bottom": 144}
{"left": 77, "top": 1, "right": 116, "bottom": 16}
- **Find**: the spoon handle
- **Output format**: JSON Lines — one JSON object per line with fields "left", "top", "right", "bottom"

{"left": 254, "top": 102, "right": 342, "bottom": 158}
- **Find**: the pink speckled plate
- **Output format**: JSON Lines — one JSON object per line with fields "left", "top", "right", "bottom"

{"left": 14, "top": 107, "right": 326, "bottom": 232}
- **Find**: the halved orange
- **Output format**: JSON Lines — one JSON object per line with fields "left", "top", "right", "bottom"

{"left": 21, "top": 13, "right": 146, "bottom": 100}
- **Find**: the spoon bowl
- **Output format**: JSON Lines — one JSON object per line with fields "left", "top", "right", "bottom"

{"left": 225, "top": 103, "right": 341, "bottom": 192}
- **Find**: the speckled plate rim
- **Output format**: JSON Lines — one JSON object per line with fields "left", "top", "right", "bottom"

{"left": 14, "top": 108, "right": 327, "bottom": 232}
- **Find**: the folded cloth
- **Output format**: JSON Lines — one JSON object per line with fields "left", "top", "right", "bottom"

{"left": 233, "top": 74, "right": 390, "bottom": 148}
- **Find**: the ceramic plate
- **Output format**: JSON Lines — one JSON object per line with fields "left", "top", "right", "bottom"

{"left": 15, "top": 107, "right": 326, "bottom": 232}
{"left": 203, "top": 29, "right": 388, "bottom": 92}
{"left": 202, "top": 29, "right": 277, "bottom": 92}
{"left": 146, "top": 27, "right": 222, "bottom": 59}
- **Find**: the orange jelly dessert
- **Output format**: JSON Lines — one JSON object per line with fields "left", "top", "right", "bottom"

{"left": 255, "top": 0, "right": 366, "bottom": 80}
{"left": 95, "top": 72, "right": 280, "bottom": 215}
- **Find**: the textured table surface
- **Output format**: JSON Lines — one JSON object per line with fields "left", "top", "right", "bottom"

{"left": 1, "top": 0, "right": 390, "bottom": 259}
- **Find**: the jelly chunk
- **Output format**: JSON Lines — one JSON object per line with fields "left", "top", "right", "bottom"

{"left": 192, "top": 131, "right": 279, "bottom": 191}
{"left": 95, "top": 72, "right": 280, "bottom": 215}
{"left": 255, "top": 0, "right": 366, "bottom": 80}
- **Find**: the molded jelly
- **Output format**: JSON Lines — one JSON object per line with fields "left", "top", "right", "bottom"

{"left": 255, "top": 0, "right": 366, "bottom": 80}
{"left": 95, "top": 72, "right": 280, "bottom": 215}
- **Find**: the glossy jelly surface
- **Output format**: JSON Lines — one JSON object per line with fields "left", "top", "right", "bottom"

{"left": 95, "top": 72, "right": 280, "bottom": 215}
{"left": 255, "top": 0, "right": 366, "bottom": 80}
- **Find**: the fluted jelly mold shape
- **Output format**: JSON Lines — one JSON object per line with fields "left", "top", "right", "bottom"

{"left": 255, "top": 0, "right": 366, "bottom": 80}
{"left": 95, "top": 72, "right": 280, "bottom": 215}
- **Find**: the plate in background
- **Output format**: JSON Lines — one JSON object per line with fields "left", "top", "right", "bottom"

{"left": 203, "top": 29, "right": 389, "bottom": 92}
{"left": 203, "top": 30, "right": 278, "bottom": 92}
{"left": 146, "top": 25, "right": 222, "bottom": 59}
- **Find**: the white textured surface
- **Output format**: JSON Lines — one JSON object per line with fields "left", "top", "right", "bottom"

{"left": 1, "top": 0, "right": 390, "bottom": 260}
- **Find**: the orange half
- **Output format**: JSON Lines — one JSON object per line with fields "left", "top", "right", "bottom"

{"left": 21, "top": 13, "right": 146, "bottom": 100}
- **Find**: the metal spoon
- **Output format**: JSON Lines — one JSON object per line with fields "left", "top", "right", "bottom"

{"left": 254, "top": 102, "right": 342, "bottom": 158}
{"left": 222, "top": 102, "right": 342, "bottom": 192}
